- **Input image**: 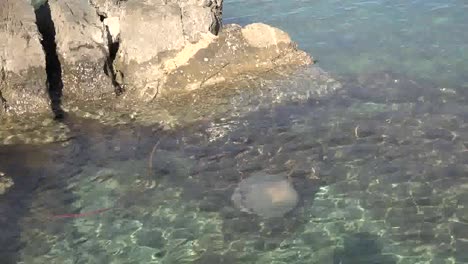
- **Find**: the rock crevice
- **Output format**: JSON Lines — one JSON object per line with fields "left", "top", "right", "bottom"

{"left": 0, "top": 66, "right": 8, "bottom": 111}
{"left": 89, "top": 0, "right": 123, "bottom": 95}
{"left": 34, "top": 1, "right": 64, "bottom": 118}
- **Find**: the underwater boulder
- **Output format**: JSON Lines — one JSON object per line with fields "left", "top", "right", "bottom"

{"left": 0, "top": 171, "right": 14, "bottom": 195}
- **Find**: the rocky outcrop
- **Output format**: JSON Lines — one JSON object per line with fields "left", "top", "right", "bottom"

{"left": 161, "top": 23, "right": 312, "bottom": 94}
{"left": 94, "top": 0, "right": 225, "bottom": 101}
{"left": 112, "top": 19, "right": 311, "bottom": 102}
{"left": 7, "top": 0, "right": 224, "bottom": 112}
{"left": 0, "top": 0, "right": 49, "bottom": 115}
{"left": 1, "top": 0, "right": 322, "bottom": 123}
{"left": 90, "top": 0, "right": 223, "bottom": 37}
{"left": 59, "top": 0, "right": 308, "bottom": 105}
{"left": 48, "top": 0, "right": 116, "bottom": 100}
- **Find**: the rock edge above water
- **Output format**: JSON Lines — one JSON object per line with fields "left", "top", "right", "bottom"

{"left": 0, "top": 0, "right": 322, "bottom": 121}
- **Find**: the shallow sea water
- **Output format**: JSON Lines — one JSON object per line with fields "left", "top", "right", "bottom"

{"left": 1, "top": 0, "right": 468, "bottom": 263}
{"left": 225, "top": 0, "right": 468, "bottom": 88}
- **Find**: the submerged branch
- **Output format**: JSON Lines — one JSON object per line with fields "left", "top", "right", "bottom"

{"left": 147, "top": 139, "right": 160, "bottom": 179}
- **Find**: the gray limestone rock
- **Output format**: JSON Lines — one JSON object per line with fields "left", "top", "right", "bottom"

{"left": 48, "top": 0, "right": 115, "bottom": 101}
{"left": 1, "top": 0, "right": 318, "bottom": 122}
{"left": 114, "top": 19, "right": 312, "bottom": 103}
{"left": 68, "top": 0, "right": 223, "bottom": 103}
{"left": 162, "top": 23, "right": 313, "bottom": 94}
{"left": 108, "top": 0, "right": 224, "bottom": 101}
{"left": 0, "top": 0, "right": 49, "bottom": 115}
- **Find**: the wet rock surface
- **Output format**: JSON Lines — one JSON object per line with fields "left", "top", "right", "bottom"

{"left": 0, "top": 114, "right": 71, "bottom": 145}
{"left": 0, "top": 64, "right": 340, "bottom": 145}
{"left": 0, "top": 0, "right": 328, "bottom": 147}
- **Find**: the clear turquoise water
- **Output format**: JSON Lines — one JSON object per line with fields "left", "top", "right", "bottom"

{"left": 1, "top": 1, "right": 468, "bottom": 263}
{"left": 225, "top": 0, "right": 468, "bottom": 88}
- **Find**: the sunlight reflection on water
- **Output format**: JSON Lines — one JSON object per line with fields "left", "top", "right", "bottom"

{"left": 1, "top": 0, "right": 468, "bottom": 263}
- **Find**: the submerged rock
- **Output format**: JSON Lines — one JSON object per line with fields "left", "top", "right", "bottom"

{"left": 232, "top": 173, "right": 299, "bottom": 218}
{"left": 0, "top": 0, "right": 49, "bottom": 115}
{"left": 0, "top": 171, "right": 13, "bottom": 195}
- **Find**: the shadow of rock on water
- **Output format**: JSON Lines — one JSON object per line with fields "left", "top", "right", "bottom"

{"left": 0, "top": 114, "right": 166, "bottom": 263}
{"left": 0, "top": 143, "right": 75, "bottom": 264}
{"left": 333, "top": 232, "right": 397, "bottom": 264}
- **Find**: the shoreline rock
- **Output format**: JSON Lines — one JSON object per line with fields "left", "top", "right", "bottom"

{"left": 0, "top": 0, "right": 49, "bottom": 115}
{"left": 115, "top": 22, "right": 313, "bottom": 103}
{"left": 162, "top": 23, "right": 312, "bottom": 92}
{"left": 0, "top": 0, "right": 340, "bottom": 142}
{"left": 108, "top": 0, "right": 225, "bottom": 100}
{"left": 48, "top": 0, "right": 116, "bottom": 100}
{"left": 65, "top": 63, "right": 341, "bottom": 129}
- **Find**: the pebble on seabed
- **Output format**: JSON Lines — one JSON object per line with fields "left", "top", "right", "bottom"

{"left": 0, "top": 171, "right": 14, "bottom": 195}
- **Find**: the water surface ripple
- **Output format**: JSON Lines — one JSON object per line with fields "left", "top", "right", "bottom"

{"left": 1, "top": 1, "right": 468, "bottom": 263}
{"left": 225, "top": 0, "right": 468, "bottom": 89}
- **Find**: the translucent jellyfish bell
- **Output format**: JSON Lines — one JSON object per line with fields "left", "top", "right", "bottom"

{"left": 231, "top": 172, "right": 299, "bottom": 218}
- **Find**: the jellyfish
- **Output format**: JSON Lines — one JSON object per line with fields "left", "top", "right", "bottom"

{"left": 231, "top": 172, "right": 299, "bottom": 218}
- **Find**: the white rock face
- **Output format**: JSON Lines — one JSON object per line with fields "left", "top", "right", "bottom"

{"left": 241, "top": 23, "right": 292, "bottom": 48}
{"left": 81, "top": 0, "right": 223, "bottom": 101}
{"left": 104, "top": 17, "right": 120, "bottom": 43}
